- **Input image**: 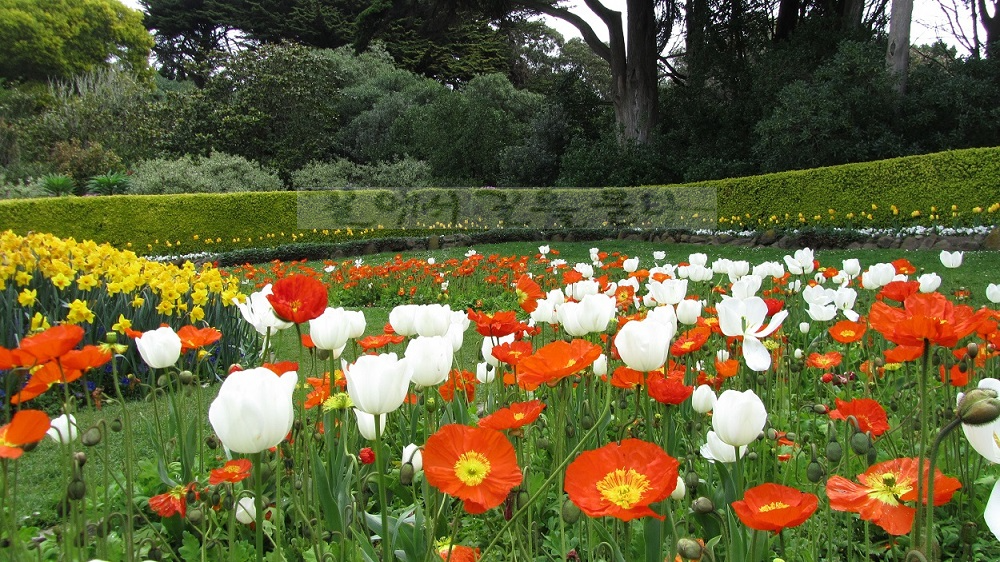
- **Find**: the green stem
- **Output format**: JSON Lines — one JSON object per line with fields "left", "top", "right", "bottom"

{"left": 110, "top": 372, "right": 135, "bottom": 561}
{"left": 920, "top": 416, "right": 963, "bottom": 561}
{"left": 374, "top": 414, "right": 392, "bottom": 557}
{"left": 912, "top": 343, "right": 931, "bottom": 552}
{"left": 253, "top": 452, "right": 264, "bottom": 562}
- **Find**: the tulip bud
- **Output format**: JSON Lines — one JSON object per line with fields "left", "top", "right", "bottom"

{"left": 676, "top": 538, "right": 704, "bottom": 560}
{"left": 561, "top": 499, "right": 582, "bottom": 524}
{"left": 81, "top": 426, "right": 102, "bottom": 447}
{"left": 691, "top": 497, "right": 714, "bottom": 514}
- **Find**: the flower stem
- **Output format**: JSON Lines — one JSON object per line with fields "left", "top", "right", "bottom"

{"left": 253, "top": 452, "right": 264, "bottom": 562}
{"left": 912, "top": 343, "right": 931, "bottom": 553}
{"left": 374, "top": 414, "right": 392, "bottom": 557}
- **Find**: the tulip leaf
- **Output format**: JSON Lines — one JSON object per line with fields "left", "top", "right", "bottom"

{"left": 311, "top": 449, "right": 343, "bottom": 533}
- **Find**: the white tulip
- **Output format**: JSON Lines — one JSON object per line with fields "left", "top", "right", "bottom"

{"left": 614, "top": 317, "right": 675, "bottom": 372}
{"left": 481, "top": 334, "right": 515, "bottom": 367}
{"left": 717, "top": 297, "right": 788, "bottom": 371}
{"left": 940, "top": 250, "right": 964, "bottom": 268}
{"left": 713, "top": 389, "right": 767, "bottom": 447}
{"left": 676, "top": 299, "right": 703, "bottom": 325}
{"left": 235, "top": 496, "right": 256, "bottom": 525}
{"left": 233, "top": 284, "right": 293, "bottom": 336}
{"left": 689, "top": 253, "right": 708, "bottom": 267}
{"left": 842, "top": 258, "right": 861, "bottom": 277}
{"left": 783, "top": 248, "right": 815, "bottom": 275}
{"left": 691, "top": 385, "right": 717, "bottom": 414}
{"left": 988, "top": 283, "right": 1000, "bottom": 304}
{"left": 404, "top": 336, "right": 453, "bottom": 387}
{"left": 354, "top": 409, "right": 387, "bottom": 441}
{"left": 918, "top": 273, "right": 942, "bottom": 293}
{"left": 344, "top": 353, "right": 412, "bottom": 415}
{"left": 671, "top": 476, "right": 686, "bottom": 500}
{"left": 389, "top": 305, "right": 419, "bottom": 337}
{"left": 646, "top": 279, "right": 688, "bottom": 305}
{"left": 414, "top": 304, "right": 453, "bottom": 337}
{"left": 309, "top": 307, "right": 353, "bottom": 351}
{"left": 622, "top": 257, "right": 639, "bottom": 273}
{"left": 47, "top": 414, "right": 78, "bottom": 443}
{"left": 209, "top": 367, "right": 297, "bottom": 454}
{"left": 476, "top": 362, "right": 495, "bottom": 384}
{"left": 701, "top": 430, "right": 747, "bottom": 463}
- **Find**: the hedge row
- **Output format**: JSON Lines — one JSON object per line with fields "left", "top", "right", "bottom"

{"left": 0, "top": 147, "right": 996, "bottom": 255}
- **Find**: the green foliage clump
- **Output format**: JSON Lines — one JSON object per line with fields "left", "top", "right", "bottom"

{"left": 128, "top": 153, "right": 283, "bottom": 195}
{"left": 86, "top": 171, "right": 131, "bottom": 195}
{"left": 50, "top": 139, "right": 124, "bottom": 193}
{"left": 291, "top": 157, "right": 433, "bottom": 191}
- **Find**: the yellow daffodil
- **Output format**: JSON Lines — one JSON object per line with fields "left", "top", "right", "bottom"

{"left": 17, "top": 288, "right": 37, "bottom": 307}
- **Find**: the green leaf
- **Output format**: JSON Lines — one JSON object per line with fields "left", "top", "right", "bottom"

{"left": 178, "top": 530, "right": 201, "bottom": 562}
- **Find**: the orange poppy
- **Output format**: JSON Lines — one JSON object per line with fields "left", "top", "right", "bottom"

{"left": 891, "top": 258, "right": 916, "bottom": 275}
{"left": 829, "top": 319, "right": 866, "bottom": 344}
{"left": 439, "top": 370, "right": 478, "bottom": 402}
{"left": 149, "top": 483, "right": 198, "bottom": 518}
{"left": 467, "top": 310, "right": 522, "bottom": 338}
{"left": 267, "top": 275, "right": 328, "bottom": 323}
{"left": 614, "top": 285, "right": 636, "bottom": 310}
{"left": 491, "top": 341, "right": 533, "bottom": 367}
{"left": 869, "top": 292, "right": 989, "bottom": 350}
{"left": 647, "top": 371, "right": 694, "bottom": 406}
{"left": 878, "top": 280, "right": 920, "bottom": 303}
{"left": 209, "top": 458, "right": 253, "bottom": 485}
{"left": 564, "top": 438, "right": 679, "bottom": 521}
{"left": 610, "top": 366, "right": 645, "bottom": 389}
{"left": 805, "top": 351, "right": 842, "bottom": 370}
{"left": 437, "top": 544, "right": 480, "bottom": 562}
{"left": 477, "top": 400, "right": 546, "bottom": 431}
{"left": 358, "top": 333, "right": 405, "bottom": 351}
{"left": 423, "top": 424, "right": 522, "bottom": 514}
{"left": 17, "top": 324, "right": 85, "bottom": 365}
{"left": 516, "top": 339, "right": 602, "bottom": 390}
{"left": 826, "top": 457, "right": 961, "bottom": 535}
{"left": 262, "top": 361, "right": 298, "bottom": 375}
{"left": 715, "top": 357, "right": 739, "bottom": 378}
{"left": 883, "top": 344, "right": 923, "bottom": 363}
{"left": 732, "top": 483, "right": 818, "bottom": 533}
{"left": 827, "top": 398, "right": 889, "bottom": 437}
{"left": 177, "top": 325, "right": 223, "bottom": 352}
{"left": 671, "top": 326, "right": 712, "bottom": 356}
{"left": 60, "top": 346, "right": 112, "bottom": 371}
{"left": 11, "top": 362, "right": 83, "bottom": 405}
{"left": 515, "top": 275, "right": 544, "bottom": 313}
{"left": 0, "top": 409, "right": 50, "bottom": 459}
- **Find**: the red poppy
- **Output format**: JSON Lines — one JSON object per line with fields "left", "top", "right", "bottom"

{"left": 869, "top": 292, "right": 989, "bottom": 350}
{"left": 646, "top": 371, "right": 694, "bottom": 406}
{"left": 11, "top": 362, "right": 83, "bottom": 405}
{"left": 267, "top": 275, "right": 328, "bottom": 323}
{"left": 439, "top": 370, "right": 478, "bottom": 402}
{"left": 715, "top": 357, "right": 739, "bottom": 379}
{"left": 358, "top": 333, "right": 405, "bottom": 351}
{"left": 829, "top": 319, "right": 866, "bottom": 344}
{"left": 177, "top": 325, "right": 223, "bottom": 352}
{"left": 437, "top": 544, "right": 480, "bottom": 562}
{"left": 562, "top": 270, "right": 584, "bottom": 285}
{"left": 516, "top": 339, "right": 602, "bottom": 391}
{"left": 301, "top": 334, "right": 315, "bottom": 349}
{"left": 359, "top": 447, "right": 375, "bottom": 465}
{"left": 149, "top": 483, "right": 198, "bottom": 518}
{"left": 467, "top": 310, "right": 521, "bottom": 338}
{"left": 878, "top": 281, "right": 920, "bottom": 303}
{"left": 883, "top": 345, "right": 923, "bottom": 363}
{"left": 478, "top": 400, "right": 546, "bottom": 431}
{"left": 805, "top": 351, "right": 842, "bottom": 370}
{"left": 0, "top": 409, "right": 50, "bottom": 459}
{"left": 262, "top": 361, "right": 298, "bottom": 376}
{"left": 423, "top": 424, "right": 523, "bottom": 514}
{"left": 209, "top": 459, "right": 252, "bottom": 485}
{"left": 609, "top": 366, "right": 645, "bottom": 389}
{"left": 763, "top": 298, "right": 785, "bottom": 317}
{"left": 515, "top": 275, "right": 544, "bottom": 313}
{"left": 732, "top": 483, "right": 818, "bottom": 533}
{"left": 491, "top": 341, "right": 533, "bottom": 367}
{"left": 59, "top": 346, "right": 112, "bottom": 371}
{"left": 827, "top": 398, "right": 890, "bottom": 437}
{"left": 671, "top": 326, "right": 712, "bottom": 356}
{"left": 564, "top": 438, "right": 679, "bottom": 521}
{"left": 891, "top": 258, "right": 916, "bottom": 275}
{"left": 826, "top": 457, "right": 961, "bottom": 535}
{"left": 18, "top": 324, "right": 85, "bottom": 365}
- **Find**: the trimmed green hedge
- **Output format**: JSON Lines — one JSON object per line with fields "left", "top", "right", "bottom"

{"left": 695, "top": 146, "right": 1000, "bottom": 228}
{"left": 1, "top": 147, "right": 997, "bottom": 255}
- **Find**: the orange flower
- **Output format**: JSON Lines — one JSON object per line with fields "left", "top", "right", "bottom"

{"left": 11, "top": 362, "right": 83, "bottom": 405}
{"left": 149, "top": 483, "right": 197, "bottom": 518}
{"left": 516, "top": 339, "right": 602, "bottom": 390}
{"left": 869, "top": 292, "right": 988, "bottom": 350}
{"left": 177, "top": 325, "right": 223, "bottom": 352}
{"left": 423, "top": 424, "right": 522, "bottom": 514}
{"left": 515, "top": 275, "right": 544, "bottom": 313}
{"left": 878, "top": 280, "right": 920, "bottom": 303}
{"left": 358, "top": 333, "right": 405, "bottom": 351}
{"left": 267, "top": 275, "right": 328, "bottom": 323}
{"left": 826, "top": 457, "right": 961, "bottom": 535}
{"left": 439, "top": 370, "right": 478, "bottom": 402}
{"left": 209, "top": 458, "right": 253, "bottom": 485}
{"left": 437, "top": 544, "right": 480, "bottom": 562}
{"left": 564, "top": 439, "right": 679, "bottom": 521}
{"left": 805, "top": 351, "right": 842, "bottom": 370}
{"left": 671, "top": 326, "right": 711, "bottom": 356}
{"left": 732, "top": 483, "right": 818, "bottom": 533}
{"left": 478, "top": 400, "right": 545, "bottom": 431}
{"left": 647, "top": 370, "right": 693, "bottom": 406}
{"left": 467, "top": 310, "right": 521, "bottom": 338}
{"left": 262, "top": 361, "right": 298, "bottom": 375}
{"left": 828, "top": 398, "right": 890, "bottom": 436}
{"left": 491, "top": 341, "right": 533, "bottom": 367}
{"left": 0, "top": 410, "right": 50, "bottom": 459}
{"left": 17, "top": 324, "right": 85, "bottom": 365}
{"left": 891, "top": 258, "right": 916, "bottom": 275}
{"left": 829, "top": 319, "right": 866, "bottom": 344}
{"left": 610, "top": 366, "right": 645, "bottom": 389}
{"left": 60, "top": 345, "right": 112, "bottom": 371}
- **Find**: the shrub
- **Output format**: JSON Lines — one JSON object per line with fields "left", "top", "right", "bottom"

{"left": 50, "top": 139, "right": 124, "bottom": 193}
{"left": 0, "top": 174, "right": 45, "bottom": 199}
{"left": 39, "top": 174, "right": 75, "bottom": 197}
{"left": 86, "top": 171, "right": 132, "bottom": 195}
{"left": 129, "top": 152, "right": 283, "bottom": 195}
{"left": 291, "top": 158, "right": 434, "bottom": 191}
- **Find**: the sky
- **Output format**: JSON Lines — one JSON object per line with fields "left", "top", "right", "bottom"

{"left": 121, "top": 0, "right": 979, "bottom": 55}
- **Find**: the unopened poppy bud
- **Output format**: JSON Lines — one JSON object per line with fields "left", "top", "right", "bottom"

{"left": 516, "top": 489, "right": 530, "bottom": 510}
{"left": 785, "top": 432, "right": 797, "bottom": 442}
{"left": 676, "top": 538, "right": 704, "bottom": 560}
{"left": 400, "top": 463, "right": 415, "bottom": 486}
{"left": 968, "top": 342, "right": 980, "bottom": 359}
{"left": 825, "top": 440, "right": 843, "bottom": 463}
{"left": 424, "top": 397, "right": 437, "bottom": 413}
{"left": 806, "top": 460, "right": 825, "bottom": 483}
{"left": 960, "top": 521, "right": 978, "bottom": 543}
{"left": 684, "top": 471, "right": 700, "bottom": 492}
{"left": 157, "top": 375, "right": 169, "bottom": 387}
{"left": 205, "top": 435, "right": 219, "bottom": 449}
{"left": 813, "top": 404, "right": 828, "bottom": 414}
{"left": 561, "top": 499, "right": 582, "bottom": 524}
{"left": 74, "top": 452, "right": 87, "bottom": 467}
{"left": 186, "top": 489, "right": 198, "bottom": 504}
{"left": 148, "top": 547, "right": 163, "bottom": 561}
{"left": 316, "top": 348, "right": 332, "bottom": 361}
{"left": 178, "top": 370, "right": 194, "bottom": 384}
{"left": 580, "top": 415, "right": 594, "bottom": 430}
{"left": 110, "top": 418, "right": 123, "bottom": 432}
{"left": 187, "top": 507, "right": 204, "bottom": 524}
{"left": 536, "top": 438, "right": 552, "bottom": 451}
{"left": 691, "top": 496, "right": 714, "bottom": 514}
{"left": 958, "top": 389, "right": 1000, "bottom": 426}
{"left": 766, "top": 428, "right": 778, "bottom": 440}
{"left": 67, "top": 478, "right": 86, "bottom": 501}
{"left": 105, "top": 332, "right": 118, "bottom": 345}
{"left": 81, "top": 426, "right": 102, "bottom": 447}
{"left": 211, "top": 491, "right": 221, "bottom": 507}
{"left": 565, "top": 424, "right": 575, "bottom": 438}
{"left": 850, "top": 432, "right": 871, "bottom": 455}
{"left": 228, "top": 364, "right": 243, "bottom": 374}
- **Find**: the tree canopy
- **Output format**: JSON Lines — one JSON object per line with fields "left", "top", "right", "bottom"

{"left": 0, "top": 0, "right": 152, "bottom": 82}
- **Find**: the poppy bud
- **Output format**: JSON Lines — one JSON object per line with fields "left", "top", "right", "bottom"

{"left": 67, "top": 478, "right": 87, "bottom": 501}
{"left": 205, "top": 435, "right": 219, "bottom": 449}
{"left": 813, "top": 404, "right": 828, "bottom": 414}
{"left": 400, "top": 463, "right": 415, "bottom": 486}
{"left": 867, "top": 444, "right": 877, "bottom": 465}
{"left": 110, "top": 418, "right": 123, "bottom": 432}
{"left": 825, "top": 440, "right": 843, "bottom": 463}
{"left": 536, "top": 438, "right": 552, "bottom": 452}
{"left": 561, "top": 499, "right": 582, "bottom": 524}
{"left": 74, "top": 452, "right": 87, "bottom": 468}
{"left": 186, "top": 489, "right": 198, "bottom": 505}
{"left": 849, "top": 432, "right": 871, "bottom": 455}
{"left": 424, "top": 397, "right": 437, "bottom": 413}
{"left": 178, "top": 370, "right": 194, "bottom": 385}
{"left": 228, "top": 364, "right": 243, "bottom": 374}
{"left": 316, "top": 348, "right": 332, "bottom": 361}
{"left": 968, "top": 342, "right": 980, "bottom": 359}
{"left": 211, "top": 491, "right": 221, "bottom": 507}
{"left": 565, "top": 424, "right": 575, "bottom": 438}
{"left": 676, "top": 538, "right": 703, "bottom": 560}
{"left": 580, "top": 415, "right": 594, "bottom": 430}
{"left": 148, "top": 547, "right": 163, "bottom": 561}
{"left": 187, "top": 507, "right": 204, "bottom": 524}
{"left": 960, "top": 521, "right": 978, "bottom": 544}
{"left": 81, "top": 426, "right": 102, "bottom": 447}
{"left": 691, "top": 497, "right": 714, "bottom": 514}
{"left": 516, "top": 489, "right": 530, "bottom": 510}
{"left": 157, "top": 375, "right": 169, "bottom": 387}
{"left": 105, "top": 332, "right": 119, "bottom": 345}
{"left": 785, "top": 432, "right": 797, "bottom": 442}
{"left": 957, "top": 388, "right": 1000, "bottom": 426}
{"left": 766, "top": 428, "right": 778, "bottom": 440}
{"left": 807, "top": 460, "right": 825, "bottom": 483}
{"left": 684, "top": 471, "right": 701, "bottom": 492}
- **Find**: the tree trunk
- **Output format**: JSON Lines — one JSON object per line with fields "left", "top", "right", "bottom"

{"left": 980, "top": 0, "right": 1000, "bottom": 59}
{"left": 885, "top": 0, "right": 913, "bottom": 94}
{"left": 773, "top": 0, "right": 799, "bottom": 41}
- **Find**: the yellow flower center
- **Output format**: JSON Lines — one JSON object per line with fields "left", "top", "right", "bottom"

{"left": 596, "top": 468, "right": 651, "bottom": 510}
{"left": 513, "top": 413, "right": 526, "bottom": 421}
{"left": 454, "top": 451, "right": 491, "bottom": 486}
{"left": 758, "top": 501, "right": 790, "bottom": 513}
{"left": 863, "top": 471, "right": 911, "bottom": 505}
{"left": 841, "top": 329, "right": 856, "bottom": 338}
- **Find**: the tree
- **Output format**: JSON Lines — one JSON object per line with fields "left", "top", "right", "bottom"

{"left": 0, "top": 0, "right": 152, "bottom": 82}
{"left": 885, "top": 0, "right": 913, "bottom": 92}
{"left": 978, "top": 0, "right": 1000, "bottom": 58}
{"left": 141, "top": 0, "right": 241, "bottom": 86}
